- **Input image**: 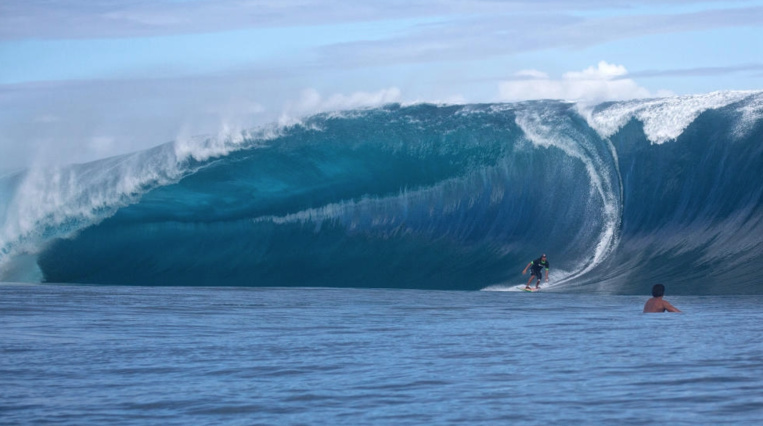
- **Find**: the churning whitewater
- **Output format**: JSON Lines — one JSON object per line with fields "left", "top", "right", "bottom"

{"left": 1, "top": 91, "right": 762, "bottom": 294}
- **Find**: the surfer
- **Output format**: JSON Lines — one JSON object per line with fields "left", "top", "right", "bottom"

{"left": 522, "top": 254, "right": 549, "bottom": 290}
{"left": 643, "top": 284, "right": 681, "bottom": 313}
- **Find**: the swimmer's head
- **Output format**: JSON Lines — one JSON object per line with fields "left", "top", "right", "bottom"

{"left": 651, "top": 284, "right": 665, "bottom": 297}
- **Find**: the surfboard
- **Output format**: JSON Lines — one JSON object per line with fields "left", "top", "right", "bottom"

{"left": 521, "top": 286, "right": 540, "bottom": 292}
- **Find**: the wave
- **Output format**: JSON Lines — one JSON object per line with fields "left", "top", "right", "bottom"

{"left": 1, "top": 91, "right": 762, "bottom": 294}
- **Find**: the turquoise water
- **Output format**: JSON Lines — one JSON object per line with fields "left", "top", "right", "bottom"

{"left": 3, "top": 283, "right": 762, "bottom": 424}
{"left": 4, "top": 92, "right": 763, "bottom": 295}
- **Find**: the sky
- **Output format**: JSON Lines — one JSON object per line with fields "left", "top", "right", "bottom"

{"left": 1, "top": 0, "right": 762, "bottom": 171}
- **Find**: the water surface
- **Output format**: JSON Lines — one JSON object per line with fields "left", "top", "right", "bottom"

{"left": 2, "top": 284, "right": 762, "bottom": 424}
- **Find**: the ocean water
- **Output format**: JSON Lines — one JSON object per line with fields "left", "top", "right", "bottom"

{"left": 2, "top": 91, "right": 763, "bottom": 422}
{"left": 2, "top": 91, "right": 762, "bottom": 294}
{"left": 3, "top": 283, "right": 763, "bottom": 425}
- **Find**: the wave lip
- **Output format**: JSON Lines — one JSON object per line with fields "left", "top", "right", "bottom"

{"left": 582, "top": 90, "right": 759, "bottom": 143}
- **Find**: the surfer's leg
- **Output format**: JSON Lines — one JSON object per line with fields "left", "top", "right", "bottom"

{"left": 526, "top": 270, "right": 538, "bottom": 288}
{"left": 533, "top": 270, "right": 542, "bottom": 289}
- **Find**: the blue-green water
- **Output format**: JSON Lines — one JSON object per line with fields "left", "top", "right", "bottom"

{"left": 3, "top": 283, "right": 762, "bottom": 424}
{"left": 3, "top": 92, "right": 763, "bottom": 294}
{"left": 2, "top": 91, "right": 763, "bottom": 423}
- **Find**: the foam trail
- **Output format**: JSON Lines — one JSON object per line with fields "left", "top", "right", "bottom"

{"left": 514, "top": 103, "right": 622, "bottom": 282}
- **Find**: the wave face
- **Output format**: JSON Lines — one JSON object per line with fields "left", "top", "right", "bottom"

{"left": 1, "top": 91, "right": 762, "bottom": 294}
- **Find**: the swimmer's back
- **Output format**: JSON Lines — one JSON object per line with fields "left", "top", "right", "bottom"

{"left": 643, "top": 297, "right": 680, "bottom": 313}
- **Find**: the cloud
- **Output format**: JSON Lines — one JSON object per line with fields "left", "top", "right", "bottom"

{"left": 4, "top": 1, "right": 762, "bottom": 91}
{"left": 498, "top": 61, "right": 658, "bottom": 103}
{"left": 304, "top": 3, "right": 763, "bottom": 77}
{"left": 563, "top": 62, "right": 628, "bottom": 80}
{"left": 3, "top": 0, "right": 760, "bottom": 43}
{"left": 0, "top": 0, "right": 471, "bottom": 40}
{"left": 515, "top": 70, "right": 550, "bottom": 80}
{"left": 628, "top": 63, "right": 763, "bottom": 79}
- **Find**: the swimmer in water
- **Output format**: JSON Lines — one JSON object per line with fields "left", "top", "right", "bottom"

{"left": 643, "top": 284, "right": 681, "bottom": 313}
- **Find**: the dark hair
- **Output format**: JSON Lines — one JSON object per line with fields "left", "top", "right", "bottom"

{"left": 651, "top": 284, "right": 665, "bottom": 297}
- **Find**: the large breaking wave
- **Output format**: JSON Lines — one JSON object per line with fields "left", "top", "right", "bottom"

{"left": 1, "top": 91, "right": 762, "bottom": 294}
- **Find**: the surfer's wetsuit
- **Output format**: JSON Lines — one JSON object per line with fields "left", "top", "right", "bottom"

{"left": 530, "top": 257, "right": 550, "bottom": 280}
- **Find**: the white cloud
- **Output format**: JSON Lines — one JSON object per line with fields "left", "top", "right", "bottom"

{"left": 4, "top": 0, "right": 758, "bottom": 42}
{"left": 515, "top": 69, "right": 549, "bottom": 79}
{"left": 498, "top": 61, "right": 656, "bottom": 104}
{"left": 564, "top": 62, "right": 628, "bottom": 80}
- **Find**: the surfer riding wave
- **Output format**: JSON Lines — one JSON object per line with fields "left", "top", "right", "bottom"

{"left": 522, "top": 254, "right": 549, "bottom": 290}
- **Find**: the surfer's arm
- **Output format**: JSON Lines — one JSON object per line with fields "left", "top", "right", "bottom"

{"left": 663, "top": 301, "right": 681, "bottom": 312}
{"left": 522, "top": 262, "right": 532, "bottom": 273}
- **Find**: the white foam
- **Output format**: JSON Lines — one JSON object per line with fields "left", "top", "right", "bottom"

{"left": 0, "top": 145, "right": 185, "bottom": 277}
{"left": 281, "top": 87, "right": 402, "bottom": 122}
{"left": 514, "top": 104, "right": 622, "bottom": 282}
{"left": 734, "top": 92, "right": 763, "bottom": 139}
{"left": 581, "top": 91, "right": 759, "bottom": 144}
{"left": 481, "top": 269, "right": 574, "bottom": 291}
{"left": 172, "top": 121, "right": 285, "bottom": 163}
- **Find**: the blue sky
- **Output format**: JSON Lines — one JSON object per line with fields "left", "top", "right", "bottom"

{"left": 1, "top": 0, "right": 762, "bottom": 170}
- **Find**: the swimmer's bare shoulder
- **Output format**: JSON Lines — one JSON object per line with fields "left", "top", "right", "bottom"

{"left": 643, "top": 297, "right": 681, "bottom": 313}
